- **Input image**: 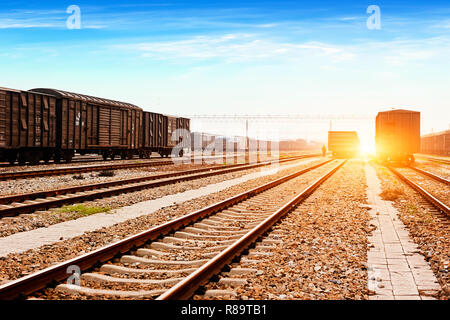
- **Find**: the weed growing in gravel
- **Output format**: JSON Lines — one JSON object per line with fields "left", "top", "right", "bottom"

{"left": 379, "top": 188, "right": 404, "bottom": 201}
{"left": 58, "top": 204, "right": 110, "bottom": 217}
{"left": 407, "top": 204, "right": 418, "bottom": 215}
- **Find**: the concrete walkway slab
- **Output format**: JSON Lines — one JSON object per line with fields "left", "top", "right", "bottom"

{"left": 365, "top": 164, "right": 441, "bottom": 300}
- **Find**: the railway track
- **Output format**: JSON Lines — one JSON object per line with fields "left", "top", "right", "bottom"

{"left": 409, "top": 166, "right": 449, "bottom": 185}
{"left": 0, "top": 153, "right": 313, "bottom": 181}
{"left": 387, "top": 166, "right": 449, "bottom": 216}
{"left": 0, "top": 155, "right": 324, "bottom": 218}
{"left": 0, "top": 153, "right": 232, "bottom": 168}
{"left": 0, "top": 156, "right": 101, "bottom": 167}
{"left": 415, "top": 155, "right": 450, "bottom": 165}
{"left": 0, "top": 159, "right": 344, "bottom": 300}
{"left": 0, "top": 159, "right": 174, "bottom": 181}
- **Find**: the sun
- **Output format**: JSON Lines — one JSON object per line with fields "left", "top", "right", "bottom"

{"left": 361, "top": 142, "right": 376, "bottom": 155}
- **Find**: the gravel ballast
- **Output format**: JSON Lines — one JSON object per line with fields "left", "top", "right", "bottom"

{"left": 0, "top": 158, "right": 323, "bottom": 238}
{"left": 415, "top": 161, "right": 450, "bottom": 180}
{"left": 198, "top": 159, "right": 371, "bottom": 300}
{"left": 0, "top": 158, "right": 328, "bottom": 284}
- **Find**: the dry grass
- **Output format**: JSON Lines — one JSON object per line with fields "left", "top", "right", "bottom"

{"left": 58, "top": 204, "right": 110, "bottom": 217}
{"left": 379, "top": 188, "right": 404, "bottom": 201}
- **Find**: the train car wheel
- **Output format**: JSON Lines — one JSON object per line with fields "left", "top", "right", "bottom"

{"left": 17, "top": 152, "right": 26, "bottom": 165}
{"left": 6, "top": 151, "right": 17, "bottom": 165}
{"left": 63, "top": 152, "right": 73, "bottom": 163}
{"left": 54, "top": 151, "right": 61, "bottom": 164}
{"left": 30, "top": 152, "right": 42, "bottom": 165}
{"left": 43, "top": 153, "right": 51, "bottom": 164}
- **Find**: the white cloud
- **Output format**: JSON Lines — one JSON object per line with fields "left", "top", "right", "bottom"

{"left": 117, "top": 34, "right": 349, "bottom": 63}
{"left": 0, "top": 22, "right": 58, "bottom": 29}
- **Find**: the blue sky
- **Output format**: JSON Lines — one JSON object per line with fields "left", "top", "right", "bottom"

{"left": 1, "top": 1, "right": 449, "bottom": 144}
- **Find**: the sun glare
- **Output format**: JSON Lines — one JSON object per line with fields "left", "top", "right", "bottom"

{"left": 361, "top": 142, "right": 376, "bottom": 155}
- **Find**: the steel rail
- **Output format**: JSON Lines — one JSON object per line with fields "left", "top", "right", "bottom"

{"left": 415, "top": 155, "right": 450, "bottom": 165}
{"left": 387, "top": 166, "right": 449, "bottom": 216}
{"left": 0, "top": 155, "right": 319, "bottom": 218}
{"left": 0, "top": 155, "right": 307, "bottom": 205}
{"left": 409, "top": 166, "right": 450, "bottom": 185}
{"left": 0, "top": 160, "right": 172, "bottom": 181}
{"left": 157, "top": 160, "right": 346, "bottom": 300}
{"left": 0, "top": 159, "right": 334, "bottom": 300}
{"left": 0, "top": 153, "right": 319, "bottom": 181}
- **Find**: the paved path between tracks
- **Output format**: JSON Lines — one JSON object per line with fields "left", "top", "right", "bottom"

{"left": 0, "top": 159, "right": 318, "bottom": 257}
{"left": 365, "top": 164, "right": 441, "bottom": 300}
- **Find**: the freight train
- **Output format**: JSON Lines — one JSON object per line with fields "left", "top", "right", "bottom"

{"left": 420, "top": 130, "right": 450, "bottom": 157}
{"left": 375, "top": 109, "right": 420, "bottom": 164}
{"left": 0, "top": 87, "right": 190, "bottom": 164}
{"left": 327, "top": 131, "right": 360, "bottom": 158}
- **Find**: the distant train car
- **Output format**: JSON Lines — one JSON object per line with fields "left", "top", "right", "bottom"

{"left": 1, "top": 86, "right": 190, "bottom": 164}
{"left": 141, "top": 111, "right": 166, "bottom": 158}
{"left": 328, "top": 131, "right": 360, "bottom": 158}
{"left": 421, "top": 130, "right": 450, "bottom": 156}
{"left": 190, "top": 132, "right": 216, "bottom": 152}
{"left": 0, "top": 87, "right": 57, "bottom": 164}
{"left": 162, "top": 115, "right": 190, "bottom": 157}
{"left": 141, "top": 113, "right": 191, "bottom": 158}
{"left": 375, "top": 109, "right": 420, "bottom": 163}
{"left": 31, "top": 88, "right": 142, "bottom": 162}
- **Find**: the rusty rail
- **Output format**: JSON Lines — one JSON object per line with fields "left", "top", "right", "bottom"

{"left": 415, "top": 155, "right": 450, "bottom": 165}
{"left": 410, "top": 166, "right": 450, "bottom": 185}
{"left": 157, "top": 160, "right": 346, "bottom": 300}
{"left": 0, "top": 153, "right": 320, "bottom": 181}
{"left": 0, "top": 159, "right": 334, "bottom": 300}
{"left": 0, "top": 155, "right": 321, "bottom": 218}
{"left": 387, "top": 166, "right": 449, "bottom": 216}
{"left": 0, "top": 160, "right": 172, "bottom": 180}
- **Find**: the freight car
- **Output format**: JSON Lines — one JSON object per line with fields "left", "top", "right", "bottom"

{"left": 0, "top": 87, "right": 57, "bottom": 164}
{"left": 375, "top": 109, "right": 420, "bottom": 164}
{"left": 190, "top": 132, "right": 216, "bottom": 152}
{"left": 140, "top": 112, "right": 190, "bottom": 158}
{"left": 0, "top": 86, "right": 190, "bottom": 164}
{"left": 328, "top": 131, "right": 360, "bottom": 158}
{"left": 31, "top": 88, "right": 142, "bottom": 162}
{"left": 420, "top": 130, "right": 450, "bottom": 156}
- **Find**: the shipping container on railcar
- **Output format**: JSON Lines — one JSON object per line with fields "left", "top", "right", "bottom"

{"left": 30, "top": 88, "right": 142, "bottom": 162}
{"left": 0, "top": 87, "right": 57, "bottom": 164}
{"left": 375, "top": 109, "right": 420, "bottom": 163}
{"left": 328, "top": 131, "right": 360, "bottom": 158}
{"left": 421, "top": 130, "right": 450, "bottom": 156}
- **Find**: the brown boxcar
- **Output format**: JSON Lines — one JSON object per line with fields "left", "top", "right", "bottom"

{"left": 0, "top": 87, "right": 57, "bottom": 164}
{"left": 421, "top": 130, "right": 450, "bottom": 156}
{"left": 163, "top": 115, "right": 189, "bottom": 157}
{"left": 141, "top": 111, "right": 166, "bottom": 158}
{"left": 328, "top": 131, "right": 360, "bottom": 158}
{"left": 141, "top": 113, "right": 191, "bottom": 158}
{"left": 30, "top": 88, "right": 142, "bottom": 162}
{"left": 375, "top": 109, "right": 420, "bottom": 163}
{"left": 176, "top": 117, "right": 190, "bottom": 152}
